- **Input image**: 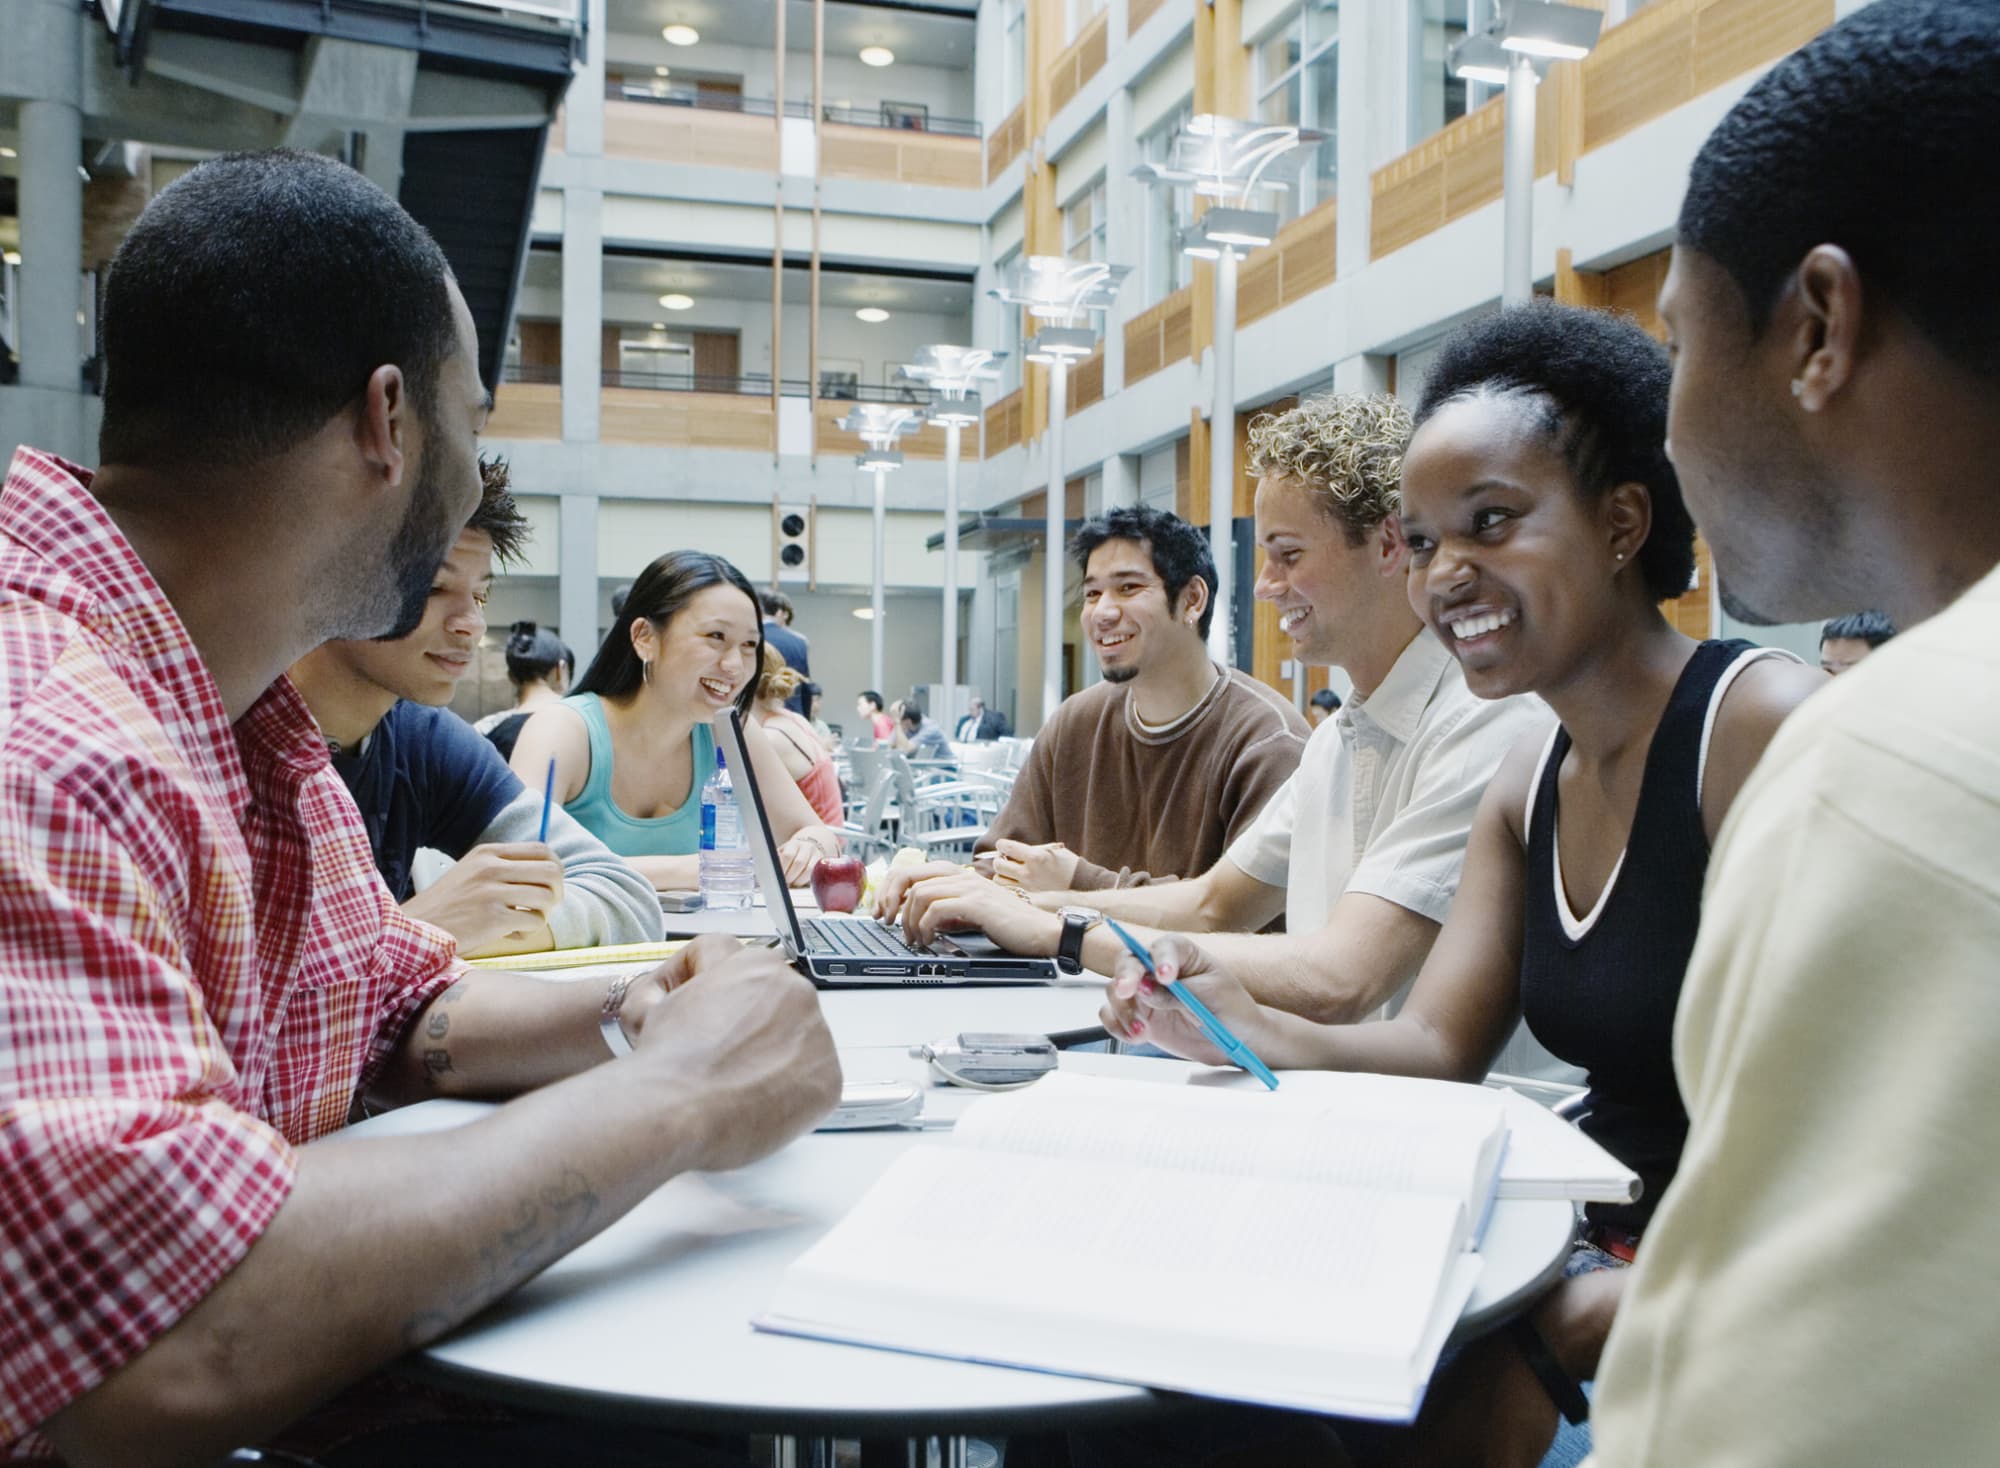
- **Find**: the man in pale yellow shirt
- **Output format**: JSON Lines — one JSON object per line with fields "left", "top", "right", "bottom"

{"left": 1586, "top": 2, "right": 2000, "bottom": 1463}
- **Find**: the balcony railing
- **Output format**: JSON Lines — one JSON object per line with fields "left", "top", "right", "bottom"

{"left": 605, "top": 84, "right": 980, "bottom": 138}
{"left": 506, "top": 362, "right": 941, "bottom": 404}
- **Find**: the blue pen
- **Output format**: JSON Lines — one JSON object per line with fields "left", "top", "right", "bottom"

{"left": 537, "top": 757, "right": 556, "bottom": 843}
{"left": 1102, "top": 918, "right": 1279, "bottom": 1090}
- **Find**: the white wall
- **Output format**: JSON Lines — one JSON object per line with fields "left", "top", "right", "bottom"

{"left": 601, "top": 31, "right": 975, "bottom": 119}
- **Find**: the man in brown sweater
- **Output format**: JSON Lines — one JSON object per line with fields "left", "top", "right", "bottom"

{"left": 977, "top": 505, "right": 1307, "bottom": 891}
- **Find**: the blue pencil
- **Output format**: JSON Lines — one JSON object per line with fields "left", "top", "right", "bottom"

{"left": 537, "top": 757, "right": 556, "bottom": 843}
{"left": 1102, "top": 918, "right": 1280, "bottom": 1090}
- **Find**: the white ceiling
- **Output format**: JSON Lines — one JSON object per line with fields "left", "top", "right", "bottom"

{"left": 610, "top": 0, "right": 976, "bottom": 71}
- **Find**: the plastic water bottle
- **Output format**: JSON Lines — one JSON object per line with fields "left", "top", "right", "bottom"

{"left": 698, "top": 751, "right": 756, "bottom": 910}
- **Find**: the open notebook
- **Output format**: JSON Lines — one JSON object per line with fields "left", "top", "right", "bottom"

{"left": 756, "top": 1074, "right": 1513, "bottom": 1422}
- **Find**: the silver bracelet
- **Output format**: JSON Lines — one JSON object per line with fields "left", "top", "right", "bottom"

{"left": 599, "top": 974, "right": 636, "bottom": 1058}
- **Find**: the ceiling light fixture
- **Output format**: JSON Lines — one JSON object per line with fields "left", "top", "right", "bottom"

{"left": 859, "top": 45, "right": 895, "bottom": 68}
{"left": 654, "top": 64, "right": 671, "bottom": 77}
{"left": 852, "top": 607, "right": 876, "bottom": 621}
{"left": 659, "top": 292, "right": 694, "bottom": 311}
{"left": 3, "top": 251, "right": 20, "bottom": 265}
{"left": 651, "top": 321, "right": 667, "bottom": 330}
{"left": 661, "top": 23, "right": 699, "bottom": 46}
{"left": 855, "top": 307, "right": 890, "bottom": 324}
{"left": 0, "top": 147, "right": 17, "bottom": 159}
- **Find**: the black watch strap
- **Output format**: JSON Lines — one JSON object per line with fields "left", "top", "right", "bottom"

{"left": 1056, "top": 911, "right": 1090, "bottom": 975}
{"left": 1507, "top": 1316, "right": 1590, "bottom": 1424}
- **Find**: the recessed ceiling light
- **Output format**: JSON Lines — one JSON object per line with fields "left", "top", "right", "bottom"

{"left": 855, "top": 307, "right": 890, "bottom": 323}
{"left": 859, "top": 45, "right": 895, "bottom": 68}
{"left": 654, "top": 64, "right": 671, "bottom": 77}
{"left": 660, "top": 293, "right": 694, "bottom": 311}
{"left": 662, "top": 23, "right": 699, "bottom": 46}
{"left": 651, "top": 321, "right": 667, "bottom": 330}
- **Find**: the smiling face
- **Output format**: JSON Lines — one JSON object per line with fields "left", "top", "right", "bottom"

{"left": 635, "top": 582, "right": 762, "bottom": 714}
{"left": 1079, "top": 537, "right": 1203, "bottom": 684}
{"left": 330, "top": 528, "right": 494, "bottom": 706}
{"left": 1253, "top": 474, "right": 1383, "bottom": 668}
{"left": 1399, "top": 394, "right": 1634, "bottom": 701}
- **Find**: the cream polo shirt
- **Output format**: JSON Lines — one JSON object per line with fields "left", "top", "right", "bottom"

{"left": 1586, "top": 563, "right": 2000, "bottom": 1467}
{"left": 1226, "top": 627, "right": 1553, "bottom": 935}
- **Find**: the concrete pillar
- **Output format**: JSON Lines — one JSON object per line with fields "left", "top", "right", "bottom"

{"left": 566, "top": 0, "right": 608, "bottom": 156}
{"left": 1332, "top": 353, "right": 1392, "bottom": 397}
{"left": 16, "top": 0, "right": 85, "bottom": 438}
{"left": 1100, "top": 451, "right": 1138, "bottom": 511}
{"left": 558, "top": 492, "right": 600, "bottom": 655}
{"left": 559, "top": 187, "right": 604, "bottom": 443}
{"left": 1101, "top": 85, "right": 1138, "bottom": 394}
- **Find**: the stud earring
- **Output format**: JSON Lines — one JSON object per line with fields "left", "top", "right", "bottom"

{"left": 1790, "top": 379, "right": 1806, "bottom": 399}
{"left": 1616, "top": 552, "right": 1626, "bottom": 562}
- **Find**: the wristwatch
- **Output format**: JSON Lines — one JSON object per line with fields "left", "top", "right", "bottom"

{"left": 1054, "top": 905, "right": 1104, "bottom": 976}
{"left": 599, "top": 974, "right": 637, "bottom": 1057}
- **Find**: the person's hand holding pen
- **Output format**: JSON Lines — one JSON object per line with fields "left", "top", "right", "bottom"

{"left": 1101, "top": 931, "right": 1280, "bottom": 1075}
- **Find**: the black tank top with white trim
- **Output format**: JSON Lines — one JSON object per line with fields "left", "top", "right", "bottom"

{"left": 1519, "top": 638, "right": 1769, "bottom": 1232}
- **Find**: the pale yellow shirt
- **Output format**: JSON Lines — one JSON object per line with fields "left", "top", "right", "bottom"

{"left": 1587, "top": 563, "right": 2000, "bottom": 1465}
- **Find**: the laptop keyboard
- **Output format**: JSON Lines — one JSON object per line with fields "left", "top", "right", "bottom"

{"left": 805, "top": 918, "right": 925, "bottom": 957}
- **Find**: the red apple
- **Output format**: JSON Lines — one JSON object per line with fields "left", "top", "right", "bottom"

{"left": 810, "top": 854, "right": 867, "bottom": 913}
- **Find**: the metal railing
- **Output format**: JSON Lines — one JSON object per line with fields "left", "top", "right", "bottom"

{"left": 605, "top": 83, "right": 980, "bottom": 138}
{"left": 503, "top": 363, "right": 941, "bottom": 406}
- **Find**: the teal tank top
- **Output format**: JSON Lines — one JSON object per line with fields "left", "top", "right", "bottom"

{"left": 560, "top": 692, "right": 718, "bottom": 858}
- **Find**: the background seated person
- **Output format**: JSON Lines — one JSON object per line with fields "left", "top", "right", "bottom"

{"left": 955, "top": 693, "right": 1010, "bottom": 742}
{"left": 753, "top": 643, "right": 843, "bottom": 825}
{"left": 881, "top": 394, "right": 1547, "bottom": 1033}
{"left": 855, "top": 688, "right": 895, "bottom": 743}
{"left": 1101, "top": 304, "right": 1823, "bottom": 1466}
{"left": 1308, "top": 686, "right": 1342, "bottom": 726}
{"left": 289, "top": 458, "right": 660, "bottom": 957}
{"left": 1817, "top": 607, "right": 1895, "bottom": 674}
{"left": 891, "top": 699, "right": 952, "bottom": 761}
{"left": 973, "top": 505, "right": 1307, "bottom": 892}
{"left": 475, "top": 618, "right": 572, "bottom": 761}
{"left": 509, "top": 549, "right": 840, "bottom": 890}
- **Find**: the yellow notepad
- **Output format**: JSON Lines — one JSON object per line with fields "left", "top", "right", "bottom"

{"left": 461, "top": 940, "right": 688, "bottom": 972}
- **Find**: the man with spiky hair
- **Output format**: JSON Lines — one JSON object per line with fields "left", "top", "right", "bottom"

{"left": 289, "top": 456, "right": 662, "bottom": 957}
{"left": 1587, "top": 2, "right": 2000, "bottom": 1461}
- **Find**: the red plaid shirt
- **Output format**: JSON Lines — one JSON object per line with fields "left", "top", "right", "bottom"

{"left": 0, "top": 449, "right": 461, "bottom": 1454}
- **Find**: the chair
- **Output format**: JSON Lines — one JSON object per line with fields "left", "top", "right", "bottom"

{"left": 839, "top": 767, "right": 899, "bottom": 862}
{"left": 886, "top": 753, "right": 997, "bottom": 860}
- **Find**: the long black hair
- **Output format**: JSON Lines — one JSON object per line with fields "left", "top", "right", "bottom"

{"left": 574, "top": 550, "right": 764, "bottom": 719}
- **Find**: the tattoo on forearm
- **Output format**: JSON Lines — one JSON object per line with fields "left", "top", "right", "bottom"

{"left": 400, "top": 1168, "right": 601, "bottom": 1347}
{"left": 438, "top": 978, "right": 470, "bottom": 1005}
{"left": 422, "top": 1048, "right": 455, "bottom": 1086}
{"left": 426, "top": 1009, "right": 450, "bottom": 1040}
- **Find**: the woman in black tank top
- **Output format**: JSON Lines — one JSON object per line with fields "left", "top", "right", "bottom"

{"left": 1101, "top": 304, "right": 1824, "bottom": 1464}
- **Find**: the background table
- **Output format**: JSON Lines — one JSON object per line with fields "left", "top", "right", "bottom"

{"left": 349, "top": 988, "right": 1576, "bottom": 1442}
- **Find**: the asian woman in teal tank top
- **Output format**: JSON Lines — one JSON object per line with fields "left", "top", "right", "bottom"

{"left": 507, "top": 550, "right": 841, "bottom": 893}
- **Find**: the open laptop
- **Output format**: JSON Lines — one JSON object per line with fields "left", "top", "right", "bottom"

{"left": 716, "top": 711, "right": 1058, "bottom": 988}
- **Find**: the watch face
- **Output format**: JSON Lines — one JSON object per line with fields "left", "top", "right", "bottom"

{"left": 1059, "top": 906, "right": 1103, "bottom": 925}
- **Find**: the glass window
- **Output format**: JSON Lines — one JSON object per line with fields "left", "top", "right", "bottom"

{"left": 1413, "top": 0, "right": 1481, "bottom": 144}
{"left": 994, "top": 247, "right": 1023, "bottom": 395}
{"left": 1067, "top": 0, "right": 1105, "bottom": 43}
{"left": 1063, "top": 178, "right": 1107, "bottom": 263}
{"left": 1252, "top": 0, "right": 1339, "bottom": 223}
{"left": 1141, "top": 102, "right": 1194, "bottom": 303}
{"left": 1002, "top": 0, "right": 1027, "bottom": 114}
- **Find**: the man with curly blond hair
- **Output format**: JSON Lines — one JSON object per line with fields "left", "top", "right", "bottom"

{"left": 878, "top": 393, "right": 1561, "bottom": 1050}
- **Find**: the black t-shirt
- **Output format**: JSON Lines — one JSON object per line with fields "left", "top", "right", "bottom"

{"left": 330, "top": 701, "right": 524, "bottom": 901}
{"left": 1519, "top": 639, "right": 1759, "bottom": 1232}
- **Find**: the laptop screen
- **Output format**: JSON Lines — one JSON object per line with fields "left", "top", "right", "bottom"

{"left": 712, "top": 710, "right": 811, "bottom": 951}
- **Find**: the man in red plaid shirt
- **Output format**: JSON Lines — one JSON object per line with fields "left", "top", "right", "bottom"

{"left": 0, "top": 150, "right": 839, "bottom": 1464}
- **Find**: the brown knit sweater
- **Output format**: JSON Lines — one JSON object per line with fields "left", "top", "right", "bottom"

{"left": 979, "top": 667, "right": 1308, "bottom": 888}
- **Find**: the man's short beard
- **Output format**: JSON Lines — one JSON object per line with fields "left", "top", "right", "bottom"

{"left": 1101, "top": 665, "right": 1138, "bottom": 684}
{"left": 372, "top": 406, "right": 457, "bottom": 642}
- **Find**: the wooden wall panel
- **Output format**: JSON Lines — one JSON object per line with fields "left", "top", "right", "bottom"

{"left": 986, "top": 104, "right": 1028, "bottom": 180}
{"left": 1047, "top": 11, "right": 1111, "bottom": 119}
{"left": 819, "top": 125, "right": 984, "bottom": 188}
{"left": 1237, "top": 251, "right": 1283, "bottom": 327}
{"left": 1692, "top": 0, "right": 1832, "bottom": 93}
{"left": 1237, "top": 203, "right": 1338, "bottom": 330}
{"left": 1123, "top": 288, "right": 1195, "bottom": 385}
{"left": 1067, "top": 347, "right": 1105, "bottom": 415}
{"left": 985, "top": 388, "right": 1025, "bottom": 455}
{"left": 604, "top": 102, "right": 775, "bottom": 169}
{"left": 487, "top": 382, "right": 561, "bottom": 440}
{"left": 1127, "top": 0, "right": 1172, "bottom": 35}
{"left": 600, "top": 389, "right": 775, "bottom": 450}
